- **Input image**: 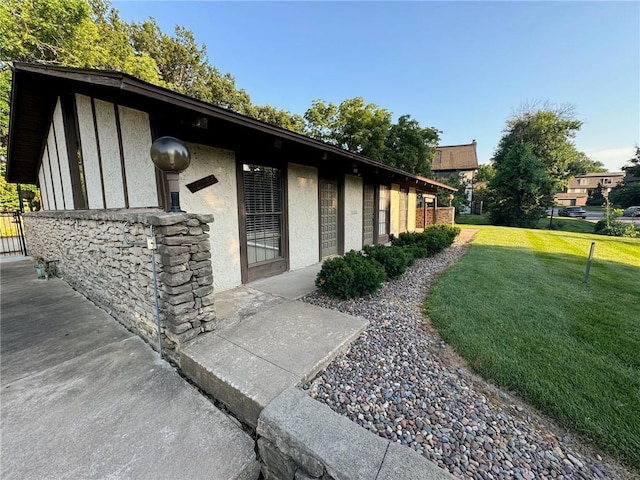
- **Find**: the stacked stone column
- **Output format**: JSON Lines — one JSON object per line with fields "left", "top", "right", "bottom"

{"left": 23, "top": 209, "right": 216, "bottom": 365}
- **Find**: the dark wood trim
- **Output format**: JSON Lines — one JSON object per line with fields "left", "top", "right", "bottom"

{"left": 60, "top": 94, "right": 88, "bottom": 209}
{"left": 149, "top": 114, "right": 169, "bottom": 210}
{"left": 236, "top": 158, "right": 248, "bottom": 284}
{"left": 45, "top": 143, "right": 58, "bottom": 210}
{"left": 90, "top": 97, "right": 107, "bottom": 209}
{"left": 114, "top": 105, "right": 130, "bottom": 209}
{"left": 236, "top": 155, "right": 289, "bottom": 284}
{"left": 51, "top": 118, "right": 67, "bottom": 210}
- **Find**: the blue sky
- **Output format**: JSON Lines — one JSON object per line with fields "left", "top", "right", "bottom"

{"left": 113, "top": 1, "right": 639, "bottom": 171}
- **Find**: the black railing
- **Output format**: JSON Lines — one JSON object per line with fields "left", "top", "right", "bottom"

{"left": 0, "top": 211, "right": 27, "bottom": 256}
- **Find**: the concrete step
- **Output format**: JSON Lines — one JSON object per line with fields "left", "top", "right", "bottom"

{"left": 181, "top": 299, "right": 368, "bottom": 428}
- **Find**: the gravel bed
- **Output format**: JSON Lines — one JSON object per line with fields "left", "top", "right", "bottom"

{"left": 302, "top": 234, "right": 636, "bottom": 480}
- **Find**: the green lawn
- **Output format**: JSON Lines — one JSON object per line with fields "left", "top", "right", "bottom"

{"left": 456, "top": 214, "right": 596, "bottom": 234}
{"left": 425, "top": 226, "right": 640, "bottom": 469}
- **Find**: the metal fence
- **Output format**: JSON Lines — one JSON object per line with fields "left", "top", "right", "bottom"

{"left": 0, "top": 211, "right": 27, "bottom": 256}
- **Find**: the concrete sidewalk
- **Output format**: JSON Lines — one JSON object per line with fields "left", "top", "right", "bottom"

{"left": 0, "top": 259, "right": 259, "bottom": 480}
{"left": 181, "top": 263, "right": 369, "bottom": 427}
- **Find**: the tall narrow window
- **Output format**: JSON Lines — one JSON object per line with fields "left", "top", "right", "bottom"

{"left": 378, "top": 185, "right": 390, "bottom": 238}
{"left": 399, "top": 189, "right": 409, "bottom": 232}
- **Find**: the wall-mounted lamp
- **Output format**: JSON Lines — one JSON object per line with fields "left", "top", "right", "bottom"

{"left": 448, "top": 193, "right": 455, "bottom": 207}
{"left": 150, "top": 136, "right": 191, "bottom": 213}
{"left": 23, "top": 190, "right": 35, "bottom": 211}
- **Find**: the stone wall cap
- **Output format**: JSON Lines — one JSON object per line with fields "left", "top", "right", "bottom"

{"left": 25, "top": 209, "right": 214, "bottom": 225}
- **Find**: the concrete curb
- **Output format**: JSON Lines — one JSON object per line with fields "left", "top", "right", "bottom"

{"left": 257, "top": 387, "right": 454, "bottom": 480}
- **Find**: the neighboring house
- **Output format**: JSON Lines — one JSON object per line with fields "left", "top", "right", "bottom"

{"left": 6, "top": 63, "right": 455, "bottom": 359}
{"left": 555, "top": 172, "right": 624, "bottom": 206}
{"left": 431, "top": 141, "right": 479, "bottom": 214}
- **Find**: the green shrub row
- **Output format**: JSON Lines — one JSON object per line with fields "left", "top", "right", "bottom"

{"left": 594, "top": 219, "right": 639, "bottom": 238}
{"left": 315, "top": 225, "right": 460, "bottom": 299}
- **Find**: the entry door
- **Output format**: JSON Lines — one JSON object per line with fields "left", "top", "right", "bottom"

{"left": 241, "top": 163, "right": 287, "bottom": 282}
{"left": 362, "top": 183, "right": 375, "bottom": 246}
{"left": 319, "top": 178, "right": 339, "bottom": 258}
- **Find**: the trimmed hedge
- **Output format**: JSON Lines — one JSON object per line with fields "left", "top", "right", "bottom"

{"left": 315, "top": 250, "right": 386, "bottom": 299}
{"left": 317, "top": 226, "right": 461, "bottom": 299}
{"left": 363, "top": 244, "right": 411, "bottom": 280}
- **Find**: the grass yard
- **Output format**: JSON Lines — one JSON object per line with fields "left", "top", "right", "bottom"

{"left": 425, "top": 226, "right": 640, "bottom": 469}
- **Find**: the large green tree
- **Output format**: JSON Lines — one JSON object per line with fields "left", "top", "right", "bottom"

{"left": 303, "top": 98, "right": 439, "bottom": 175}
{"left": 489, "top": 142, "right": 554, "bottom": 227}
{"left": 608, "top": 146, "right": 640, "bottom": 208}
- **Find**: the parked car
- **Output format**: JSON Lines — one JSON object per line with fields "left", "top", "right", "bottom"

{"left": 558, "top": 206, "right": 587, "bottom": 219}
{"left": 622, "top": 206, "right": 640, "bottom": 217}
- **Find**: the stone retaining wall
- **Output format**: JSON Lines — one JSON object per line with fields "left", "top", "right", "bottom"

{"left": 257, "top": 387, "right": 453, "bottom": 480}
{"left": 23, "top": 209, "right": 216, "bottom": 363}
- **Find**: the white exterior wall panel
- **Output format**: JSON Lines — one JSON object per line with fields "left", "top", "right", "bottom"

{"left": 52, "top": 99, "right": 74, "bottom": 209}
{"left": 38, "top": 167, "right": 49, "bottom": 210}
{"left": 343, "top": 174, "right": 363, "bottom": 252}
{"left": 288, "top": 164, "right": 319, "bottom": 270}
{"left": 119, "top": 106, "right": 157, "bottom": 207}
{"left": 180, "top": 143, "right": 241, "bottom": 292}
{"left": 94, "top": 99, "right": 125, "bottom": 208}
{"left": 47, "top": 126, "right": 65, "bottom": 210}
{"left": 76, "top": 94, "right": 104, "bottom": 209}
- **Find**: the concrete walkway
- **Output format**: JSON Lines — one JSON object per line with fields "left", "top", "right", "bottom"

{"left": 0, "top": 259, "right": 259, "bottom": 480}
{"left": 181, "top": 263, "right": 369, "bottom": 427}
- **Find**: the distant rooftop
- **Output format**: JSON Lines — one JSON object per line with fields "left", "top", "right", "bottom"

{"left": 432, "top": 141, "right": 478, "bottom": 171}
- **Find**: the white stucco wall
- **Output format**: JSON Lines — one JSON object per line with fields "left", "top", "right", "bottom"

{"left": 287, "top": 164, "right": 319, "bottom": 270}
{"left": 119, "top": 106, "right": 157, "bottom": 208}
{"left": 52, "top": 99, "right": 74, "bottom": 210}
{"left": 46, "top": 124, "right": 65, "bottom": 210}
{"left": 408, "top": 188, "right": 417, "bottom": 232}
{"left": 38, "top": 166, "right": 49, "bottom": 210}
{"left": 42, "top": 147, "right": 57, "bottom": 210}
{"left": 94, "top": 99, "right": 126, "bottom": 209}
{"left": 179, "top": 143, "right": 241, "bottom": 292}
{"left": 389, "top": 183, "right": 400, "bottom": 236}
{"left": 76, "top": 94, "right": 104, "bottom": 209}
{"left": 343, "top": 174, "right": 363, "bottom": 252}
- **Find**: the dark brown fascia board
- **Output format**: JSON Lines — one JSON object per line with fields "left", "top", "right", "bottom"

{"left": 10, "top": 63, "right": 456, "bottom": 192}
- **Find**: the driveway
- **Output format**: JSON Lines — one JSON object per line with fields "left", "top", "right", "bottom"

{"left": 0, "top": 259, "right": 258, "bottom": 480}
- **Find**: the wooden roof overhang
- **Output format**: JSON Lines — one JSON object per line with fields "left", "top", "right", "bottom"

{"left": 7, "top": 63, "right": 455, "bottom": 195}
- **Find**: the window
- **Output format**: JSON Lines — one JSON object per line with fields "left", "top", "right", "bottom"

{"left": 603, "top": 178, "right": 612, "bottom": 184}
{"left": 433, "top": 151, "right": 441, "bottom": 164}
{"left": 243, "top": 164, "right": 283, "bottom": 265}
{"left": 378, "top": 185, "right": 390, "bottom": 237}
{"left": 399, "top": 189, "right": 409, "bottom": 232}
{"left": 579, "top": 178, "right": 588, "bottom": 185}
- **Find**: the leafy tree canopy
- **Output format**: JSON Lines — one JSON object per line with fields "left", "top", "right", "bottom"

{"left": 1, "top": 0, "right": 442, "bottom": 190}
{"left": 489, "top": 142, "right": 554, "bottom": 227}
{"left": 608, "top": 146, "right": 640, "bottom": 207}
{"left": 303, "top": 98, "right": 440, "bottom": 176}
{"left": 494, "top": 103, "right": 599, "bottom": 190}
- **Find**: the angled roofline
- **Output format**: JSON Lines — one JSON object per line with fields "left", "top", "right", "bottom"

{"left": 7, "top": 62, "right": 455, "bottom": 192}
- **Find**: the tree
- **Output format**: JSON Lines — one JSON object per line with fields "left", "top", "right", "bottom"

{"left": 304, "top": 97, "right": 392, "bottom": 160}
{"left": 384, "top": 115, "right": 439, "bottom": 176}
{"left": 303, "top": 98, "right": 440, "bottom": 176}
{"left": 489, "top": 142, "right": 554, "bottom": 227}
{"left": 436, "top": 174, "right": 469, "bottom": 215}
{"left": 608, "top": 146, "right": 640, "bottom": 208}
{"left": 567, "top": 151, "right": 607, "bottom": 175}
{"left": 494, "top": 105, "right": 586, "bottom": 190}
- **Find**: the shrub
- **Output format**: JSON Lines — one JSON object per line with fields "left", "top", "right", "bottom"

{"left": 390, "top": 226, "right": 459, "bottom": 259}
{"left": 315, "top": 250, "right": 386, "bottom": 299}
{"left": 594, "top": 219, "right": 639, "bottom": 238}
{"left": 426, "top": 224, "right": 461, "bottom": 243}
{"left": 363, "top": 244, "right": 411, "bottom": 280}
